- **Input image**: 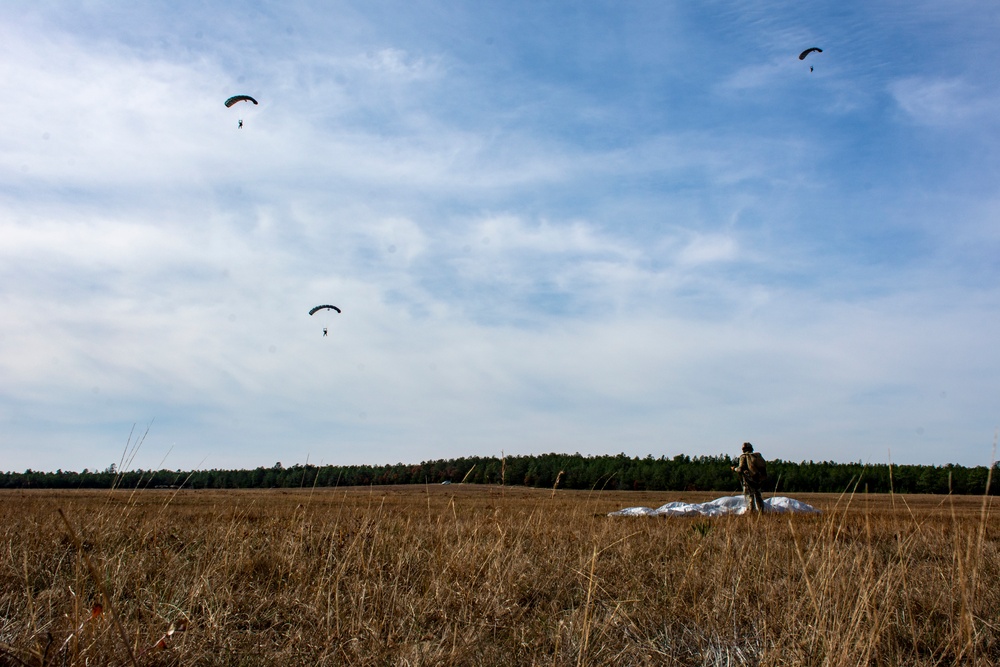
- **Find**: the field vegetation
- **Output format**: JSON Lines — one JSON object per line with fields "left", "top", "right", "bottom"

{"left": 0, "top": 485, "right": 997, "bottom": 665}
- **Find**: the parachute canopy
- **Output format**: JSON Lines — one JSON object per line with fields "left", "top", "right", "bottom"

{"left": 225, "top": 95, "right": 259, "bottom": 108}
{"left": 798, "top": 47, "right": 822, "bottom": 60}
{"left": 309, "top": 305, "right": 341, "bottom": 315}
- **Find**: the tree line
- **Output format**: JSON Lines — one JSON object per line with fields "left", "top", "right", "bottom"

{"left": 3, "top": 453, "right": 997, "bottom": 495}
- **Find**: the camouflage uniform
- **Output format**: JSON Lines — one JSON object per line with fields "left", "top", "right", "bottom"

{"left": 736, "top": 452, "right": 766, "bottom": 514}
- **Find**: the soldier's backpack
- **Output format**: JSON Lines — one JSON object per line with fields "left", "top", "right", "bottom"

{"left": 747, "top": 452, "right": 768, "bottom": 485}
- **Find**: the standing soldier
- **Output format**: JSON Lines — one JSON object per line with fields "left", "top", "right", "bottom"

{"left": 732, "top": 442, "right": 767, "bottom": 514}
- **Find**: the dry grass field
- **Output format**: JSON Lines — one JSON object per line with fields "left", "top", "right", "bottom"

{"left": 0, "top": 485, "right": 996, "bottom": 666}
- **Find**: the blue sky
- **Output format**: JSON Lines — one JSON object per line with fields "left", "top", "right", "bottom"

{"left": 2, "top": 1, "right": 999, "bottom": 472}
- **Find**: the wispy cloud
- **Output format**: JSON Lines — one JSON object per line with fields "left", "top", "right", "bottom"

{"left": 890, "top": 76, "right": 999, "bottom": 126}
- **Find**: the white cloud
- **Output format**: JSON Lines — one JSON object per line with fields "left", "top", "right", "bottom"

{"left": 890, "top": 76, "right": 998, "bottom": 126}
{"left": 716, "top": 57, "right": 796, "bottom": 94}
{"left": 676, "top": 234, "right": 739, "bottom": 267}
{"left": 355, "top": 48, "right": 440, "bottom": 80}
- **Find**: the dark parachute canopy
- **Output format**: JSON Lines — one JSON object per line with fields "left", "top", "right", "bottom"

{"left": 224, "top": 95, "right": 259, "bottom": 108}
{"left": 798, "top": 47, "right": 822, "bottom": 60}
{"left": 309, "top": 305, "right": 342, "bottom": 315}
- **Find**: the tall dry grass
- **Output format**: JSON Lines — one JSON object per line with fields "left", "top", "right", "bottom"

{"left": 0, "top": 485, "right": 996, "bottom": 666}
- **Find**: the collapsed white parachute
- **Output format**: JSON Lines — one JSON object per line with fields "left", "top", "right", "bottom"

{"left": 608, "top": 495, "right": 820, "bottom": 517}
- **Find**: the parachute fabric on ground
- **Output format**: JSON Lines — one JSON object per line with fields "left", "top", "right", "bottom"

{"left": 224, "top": 95, "right": 259, "bottom": 107}
{"left": 608, "top": 496, "right": 820, "bottom": 517}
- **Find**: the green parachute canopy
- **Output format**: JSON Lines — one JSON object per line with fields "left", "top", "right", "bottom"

{"left": 224, "top": 95, "right": 258, "bottom": 108}
{"left": 309, "top": 305, "right": 341, "bottom": 315}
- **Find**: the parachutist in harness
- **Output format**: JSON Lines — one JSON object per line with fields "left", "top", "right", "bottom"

{"left": 799, "top": 47, "right": 822, "bottom": 74}
{"left": 309, "top": 305, "right": 340, "bottom": 338}
{"left": 225, "top": 95, "right": 257, "bottom": 130}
